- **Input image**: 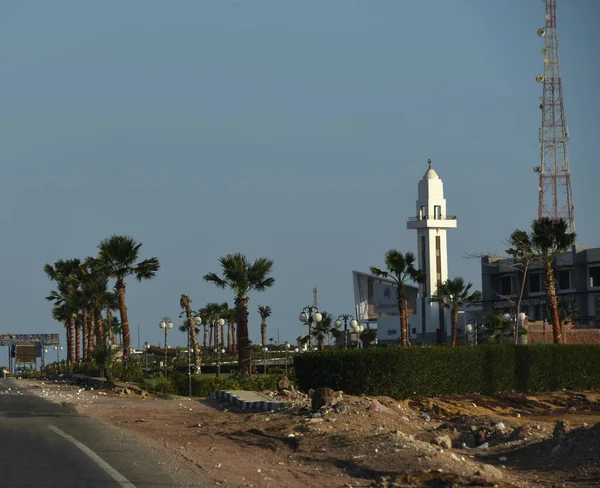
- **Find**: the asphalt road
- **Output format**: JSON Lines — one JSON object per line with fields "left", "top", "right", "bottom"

{"left": 0, "top": 379, "right": 209, "bottom": 488}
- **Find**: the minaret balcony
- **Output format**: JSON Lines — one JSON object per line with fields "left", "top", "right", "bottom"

{"left": 407, "top": 215, "right": 458, "bottom": 230}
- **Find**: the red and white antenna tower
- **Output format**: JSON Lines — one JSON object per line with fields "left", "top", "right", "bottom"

{"left": 533, "top": 0, "right": 575, "bottom": 234}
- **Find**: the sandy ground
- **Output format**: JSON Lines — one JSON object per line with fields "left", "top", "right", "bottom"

{"left": 18, "top": 378, "right": 600, "bottom": 488}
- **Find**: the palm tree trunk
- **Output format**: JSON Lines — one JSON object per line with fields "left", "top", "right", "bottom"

{"left": 515, "top": 263, "right": 529, "bottom": 344}
{"left": 544, "top": 267, "right": 562, "bottom": 344}
{"left": 227, "top": 323, "right": 232, "bottom": 352}
{"left": 451, "top": 303, "right": 459, "bottom": 346}
{"left": 220, "top": 323, "right": 225, "bottom": 349}
{"left": 184, "top": 302, "right": 201, "bottom": 373}
{"left": 67, "top": 314, "right": 75, "bottom": 364}
{"left": 397, "top": 285, "right": 408, "bottom": 348}
{"left": 236, "top": 297, "right": 251, "bottom": 374}
{"left": 88, "top": 311, "right": 95, "bottom": 360}
{"left": 261, "top": 321, "right": 267, "bottom": 347}
{"left": 214, "top": 321, "right": 219, "bottom": 348}
{"left": 75, "top": 316, "right": 81, "bottom": 363}
{"left": 203, "top": 324, "right": 207, "bottom": 348}
{"left": 95, "top": 309, "right": 104, "bottom": 349}
{"left": 106, "top": 308, "right": 113, "bottom": 345}
{"left": 116, "top": 280, "right": 132, "bottom": 358}
{"left": 233, "top": 324, "right": 237, "bottom": 352}
{"left": 209, "top": 324, "right": 213, "bottom": 349}
{"left": 82, "top": 309, "right": 89, "bottom": 362}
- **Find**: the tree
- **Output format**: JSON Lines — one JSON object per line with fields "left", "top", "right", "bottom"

{"left": 530, "top": 218, "right": 576, "bottom": 344}
{"left": 431, "top": 277, "right": 481, "bottom": 346}
{"left": 44, "top": 259, "right": 82, "bottom": 363}
{"left": 204, "top": 253, "right": 275, "bottom": 374}
{"left": 483, "top": 313, "right": 513, "bottom": 345}
{"left": 558, "top": 299, "right": 578, "bottom": 325}
{"left": 180, "top": 294, "right": 201, "bottom": 373}
{"left": 505, "top": 229, "right": 535, "bottom": 344}
{"left": 257, "top": 305, "right": 272, "bottom": 347}
{"left": 370, "top": 250, "right": 424, "bottom": 348}
{"left": 93, "top": 235, "right": 160, "bottom": 358}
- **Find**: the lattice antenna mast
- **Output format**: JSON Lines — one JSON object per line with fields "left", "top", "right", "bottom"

{"left": 533, "top": 0, "right": 575, "bottom": 234}
{"left": 312, "top": 287, "right": 318, "bottom": 308}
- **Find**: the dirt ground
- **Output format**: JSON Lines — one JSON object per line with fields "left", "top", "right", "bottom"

{"left": 20, "top": 378, "right": 600, "bottom": 488}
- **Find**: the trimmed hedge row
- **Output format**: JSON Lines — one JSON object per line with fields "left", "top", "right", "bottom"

{"left": 293, "top": 344, "right": 600, "bottom": 399}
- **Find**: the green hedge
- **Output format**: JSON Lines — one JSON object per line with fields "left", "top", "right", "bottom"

{"left": 168, "top": 372, "right": 282, "bottom": 397}
{"left": 294, "top": 344, "right": 600, "bottom": 399}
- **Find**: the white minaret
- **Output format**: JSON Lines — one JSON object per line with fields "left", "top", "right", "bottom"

{"left": 406, "top": 159, "right": 457, "bottom": 344}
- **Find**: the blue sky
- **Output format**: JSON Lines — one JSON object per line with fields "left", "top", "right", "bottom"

{"left": 0, "top": 0, "right": 598, "bottom": 354}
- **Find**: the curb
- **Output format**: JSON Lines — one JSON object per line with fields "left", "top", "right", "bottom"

{"left": 213, "top": 390, "right": 286, "bottom": 412}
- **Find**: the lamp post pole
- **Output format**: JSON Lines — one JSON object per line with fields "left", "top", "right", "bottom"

{"left": 262, "top": 346, "right": 268, "bottom": 374}
{"left": 284, "top": 342, "right": 290, "bottom": 374}
{"left": 299, "top": 305, "right": 322, "bottom": 349}
{"left": 215, "top": 345, "right": 225, "bottom": 378}
{"left": 335, "top": 314, "right": 358, "bottom": 349}
{"left": 159, "top": 317, "right": 173, "bottom": 378}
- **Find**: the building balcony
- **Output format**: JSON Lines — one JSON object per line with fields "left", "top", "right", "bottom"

{"left": 407, "top": 215, "right": 458, "bottom": 230}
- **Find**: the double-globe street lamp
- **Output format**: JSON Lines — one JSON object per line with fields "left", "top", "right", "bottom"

{"left": 159, "top": 317, "right": 174, "bottom": 378}
{"left": 502, "top": 312, "right": 527, "bottom": 344}
{"left": 299, "top": 306, "right": 322, "bottom": 349}
{"left": 214, "top": 345, "right": 225, "bottom": 378}
{"left": 335, "top": 314, "right": 358, "bottom": 349}
{"left": 53, "top": 345, "right": 63, "bottom": 373}
{"left": 350, "top": 322, "right": 365, "bottom": 348}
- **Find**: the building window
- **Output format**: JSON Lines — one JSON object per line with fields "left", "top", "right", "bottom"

{"left": 387, "top": 329, "right": 396, "bottom": 336}
{"left": 529, "top": 272, "right": 542, "bottom": 293}
{"left": 501, "top": 275, "right": 512, "bottom": 295}
{"left": 590, "top": 267, "right": 600, "bottom": 288}
{"left": 557, "top": 269, "right": 571, "bottom": 291}
{"left": 411, "top": 328, "right": 416, "bottom": 334}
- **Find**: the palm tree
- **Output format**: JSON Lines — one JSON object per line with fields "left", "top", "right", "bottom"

{"left": 225, "top": 308, "right": 237, "bottom": 353}
{"left": 257, "top": 306, "right": 272, "bottom": 347}
{"left": 204, "top": 253, "right": 275, "bottom": 374}
{"left": 530, "top": 217, "right": 576, "bottom": 344}
{"left": 216, "top": 302, "right": 229, "bottom": 348}
{"left": 483, "top": 313, "right": 513, "bottom": 345}
{"left": 180, "top": 294, "right": 201, "bottom": 373}
{"left": 202, "top": 302, "right": 221, "bottom": 349}
{"left": 558, "top": 299, "right": 578, "bottom": 325}
{"left": 44, "top": 259, "right": 81, "bottom": 363}
{"left": 431, "top": 277, "right": 481, "bottom": 346}
{"left": 370, "top": 250, "right": 424, "bottom": 348}
{"left": 93, "top": 235, "right": 160, "bottom": 358}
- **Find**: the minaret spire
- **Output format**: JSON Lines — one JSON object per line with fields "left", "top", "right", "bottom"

{"left": 428, "top": 158, "right": 432, "bottom": 170}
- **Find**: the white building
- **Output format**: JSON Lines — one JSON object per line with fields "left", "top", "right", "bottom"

{"left": 407, "top": 159, "right": 457, "bottom": 343}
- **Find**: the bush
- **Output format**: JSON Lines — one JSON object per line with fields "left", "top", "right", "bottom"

{"left": 169, "top": 371, "right": 284, "bottom": 397}
{"left": 110, "top": 358, "right": 144, "bottom": 384}
{"left": 294, "top": 344, "right": 600, "bottom": 399}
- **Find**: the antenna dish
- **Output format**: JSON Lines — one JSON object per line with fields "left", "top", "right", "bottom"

{"left": 534, "top": 167, "right": 541, "bottom": 173}
{"left": 538, "top": 186, "right": 542, "bottom": 192}
{"left": 544, "top": 57, "right": 550, "bottom": 64}
{"left": 536, "top": 74, "right": 545, "bottom": 83}
{"left": 537, "top": 28, "right": 546, "bottom": 37}
{"left": 539, "top": 103, "right": 544, "bottom": 110}
{"left": 546, "top": 14, "right": 551, "bottom": 21}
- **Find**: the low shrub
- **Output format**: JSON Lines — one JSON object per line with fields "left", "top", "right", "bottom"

{"left": 294, "top": 344, "right": 600, "bottom": 399}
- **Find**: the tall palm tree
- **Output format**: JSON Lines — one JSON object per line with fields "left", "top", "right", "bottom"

{"left": 93, "top": 235, "right": 160, "bottom": 358}
{"left": 224, "top": 308, "right": 237, "bottom": 353}
{"left": 216, "top": 302, "right": 229, "bottom": 348}
{"left": 431, "top": 277, "right": 481, "bottom": 346}
{"left": 370, "top": 250, "right": 424, "bottom": 348}
{"left": 198, "top": 307, "right": 210, "bottom": 349}
{"left": 257, "top": 305, "right": 272, "bottom": 347}
{"left": 180, "top": 294, "right": 201, "bottom": 372}
{"left": 530, "top": 217, "right": 576, "bottom": 344}
{"left": 202, "top": 302, "right": 221, "bottom": 349}
{"left": 204, "top": 253, "right": 275, "bottom": 374}
{"left": 44, "top": 259, "right": 81, "bottom": 363}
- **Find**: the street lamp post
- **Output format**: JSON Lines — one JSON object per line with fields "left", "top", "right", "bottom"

{"left": 214, "top": 345, "right": 225, "bottom": 378}
{"left": 42, "top": 348, "right": 48, "bottom": 371}
{"left": 262, "top": 346, "right": 268, "bottom": 374}
{"left": 53, "top": 345, "right": 63, "bottom": 373}
{"left": 143, "top": 342, "right": 150, "bottom": 368}
{"left": 299, "top": 306, "right": 322, "bottom": 349}
{"left": 284, "top": 342, "right": 290, "bottom": 374}
{"left": 350, "top": 322, "right": 365, "bottom": 348}
{"left": 335, "top": 314, "right": 358, "bottom": 349}
{"left": 159, "top": 317, "right": 174, "bottom": 378}
{"left": 502, "top": 312, "right": 527, "bottom": 344}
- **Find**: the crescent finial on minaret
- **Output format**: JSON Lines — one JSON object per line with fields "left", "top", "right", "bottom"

{"left": 428, "top": 158, "right": 432, "bottom": 169}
